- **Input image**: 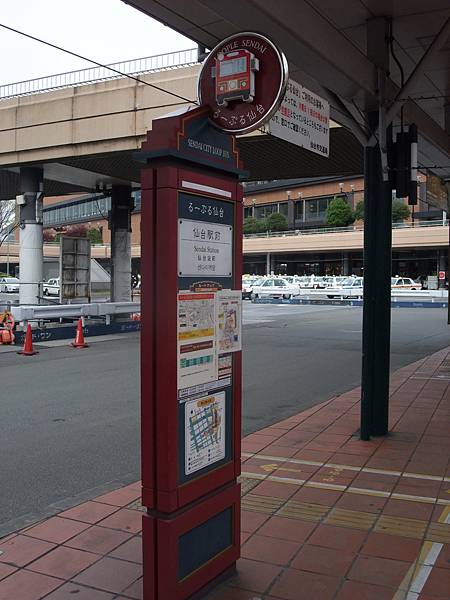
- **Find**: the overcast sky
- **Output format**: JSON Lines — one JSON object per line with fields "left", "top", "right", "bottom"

{"left": 0, "top": 0, "right": 193, "bottom": 84}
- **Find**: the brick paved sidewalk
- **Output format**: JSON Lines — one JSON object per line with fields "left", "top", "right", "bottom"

{"left": 1, "top": 348, "right": 450, "bottom": 599}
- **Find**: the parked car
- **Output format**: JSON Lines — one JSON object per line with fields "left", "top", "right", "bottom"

{"left": 391, "top": 277, "right": 418, "bottom": 291}
{"left": 42, "top": 278, "right": 60, "bottom": 296}
{"left": 323, "top": 276, "right": 351, "bottom": 289}
{"left": 0, "top": 277, "right": 20, "bottom": 293}
{"left": 327, "top": 277, "right": 364, "bottom": 299}
{"left": 242, "top": 277, "right": 262, "bottom": 300}
{"left": 251, "top": 277, "right": 300, "bottom": 300}
{"left": 295, "top": 275, "right": 323, "bottom": 289}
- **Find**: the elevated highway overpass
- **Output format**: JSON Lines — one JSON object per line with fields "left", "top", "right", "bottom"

{"left": 0, "top": 49, "right": 363, "bottom": 200}
{"left": 0, "top": 46, "right": 362, "bottom": 304}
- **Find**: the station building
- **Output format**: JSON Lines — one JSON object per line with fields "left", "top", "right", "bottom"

{"left": 32, "top": 171, "right": 448, "bottom": 282}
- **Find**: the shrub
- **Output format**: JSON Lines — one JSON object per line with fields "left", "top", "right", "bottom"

{"left": 266, "top": 212, "right": 288, "bottom": 231}
{"left": 354, "top": 200, "right": 364, "bottom": 221}
{"left": 325, "top": 197, "right": 355, "bottom": 227}
{"left": 87, "top": 227, "right": 103, "bottom": 244}
{"left": 392, "top": 200, "right": 410, "bottom": 223}
{"left": 243, "top": 217, "right": 266, "bottom": 234}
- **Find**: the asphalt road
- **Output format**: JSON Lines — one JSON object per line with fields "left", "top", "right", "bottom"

{"left": 1, "top": 303, "right": 450, "bottom": 535}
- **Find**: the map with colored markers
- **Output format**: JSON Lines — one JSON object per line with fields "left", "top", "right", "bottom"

{"left": 185, "top": 392, "right": 225, "bottom": 475}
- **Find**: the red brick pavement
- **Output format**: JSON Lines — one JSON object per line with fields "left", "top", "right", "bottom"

{"left": 1, "top": 348, "right": 450, "bottom": 599}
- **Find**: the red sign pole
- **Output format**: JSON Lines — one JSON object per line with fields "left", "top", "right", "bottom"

{"left": 138, "top": 105, "right": 244, "bottom": 599}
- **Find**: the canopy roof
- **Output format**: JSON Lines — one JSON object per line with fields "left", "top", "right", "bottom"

{"left": 124, "top": 0, "right": 450, "bottom": 179}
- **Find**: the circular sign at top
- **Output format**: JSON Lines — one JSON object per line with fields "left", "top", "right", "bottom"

{"left": 198, "top": 32, "right": 289, "bottom": 135}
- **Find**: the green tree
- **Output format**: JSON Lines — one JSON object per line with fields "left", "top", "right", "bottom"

{"left": 353, "top": 200, "right": 364, "bottom": 221}
{"left": 266, "top": 212, "right": 288, "bottom": 231}
{"left": 325, "top": 197, "right": 355, "bottom": 227}
{"left": 392, "top": 199, "right": 410, "bottom": 223}
{"left": 243, "top": 217, "right": 266, "bottom": 234}
{"left": 87, "top": 227, "right": 103, "bottom": 244}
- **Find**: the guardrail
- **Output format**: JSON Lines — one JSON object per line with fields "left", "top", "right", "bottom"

{"left": 244, "top": 219, "right": 449, "bottom": 238}
{"left": 10, "top": 301, "right": 140, "bottom": 325}
{"left": 294, "top": 289, "right": 448, "bottom": 299}
{"left": 0, "top": 48, "right": 198, "bottom": 99}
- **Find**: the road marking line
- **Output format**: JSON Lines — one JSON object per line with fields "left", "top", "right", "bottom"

{"left": 241, "top": 471, "right": 450, "bottom": 506}
{"left": 306, "top": 481, "right": 347, "bottom": 491}
{"left": 405, "top": 472, "right": 443, "bottom": 482}
{"left": 393, "top": 506, "right": 450, "bottom": 599}
{"left": 391, "top": 492, "right": 437, "bottom": 504}
{"left": 242, "top": 453, "right": 450, "bottom": 483}
{"left": 364, "top": 467, "right": 402, "bottom": 476}
{"left": 266, "top": 475, "right": 307, "bottom": 485}
{"left": 347, "top": 486, "right": 390, "bottom": 498}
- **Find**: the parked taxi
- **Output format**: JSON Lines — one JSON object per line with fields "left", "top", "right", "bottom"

{"left": 391, "top": 277, "right": 419, "bottom": 291}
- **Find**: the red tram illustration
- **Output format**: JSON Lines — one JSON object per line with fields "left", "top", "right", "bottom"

{"left": 211, "top": 49, "right": 259, "bottom": 107}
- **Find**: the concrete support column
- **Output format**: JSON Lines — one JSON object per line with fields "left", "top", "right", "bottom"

{"left": 287, "top": 193, "right": 295, "bottom": 229}
{"left": 109, "top": 185, "right": 133, "bottom": 302}
{"left": 342, "top": 253, "right": 350, "bottom": 276}
{"left": 19, "top": 167, "right": 44, "bottom": 305}
{"left": 270, "top": 255, "right": 276, "bottom": 275}
{"left": 266, "top": 253, "right": 271, "bottom": 275}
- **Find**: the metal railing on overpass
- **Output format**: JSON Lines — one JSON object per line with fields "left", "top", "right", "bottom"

{"left": 244, "top": 218, "right": 449, "bottom": 238}
{"left": 0, "top": 48, "right": 198, "bottom": 99}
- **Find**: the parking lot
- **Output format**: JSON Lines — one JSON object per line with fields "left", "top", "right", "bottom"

{"left": 1, "top": 301, "right": 450, "bottom": 536}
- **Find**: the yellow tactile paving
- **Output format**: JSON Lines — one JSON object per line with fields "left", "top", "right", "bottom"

{"left": 241, "top": 493, "right": 284, "bottom": 514}
{"left": 325, "top": 507, "right": 377, "bottom": 531}
{"left": 277, "top": 500, "right": 329, "bottom": 522}
{"left": 426, "top": 521, "right": 450, "bottom": 544}
{"left": 393, "top": 506, "right": 450, "bottom": 598}
{"left": 239, "top": 475, "right": 260, "bottom": 496}
{"left": 374, "top": 515, "right": 428, "bottom": 539}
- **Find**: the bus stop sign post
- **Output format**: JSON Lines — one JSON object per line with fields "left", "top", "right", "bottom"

{"left": 137, "top": 33, "right": 288, "bottom": 600}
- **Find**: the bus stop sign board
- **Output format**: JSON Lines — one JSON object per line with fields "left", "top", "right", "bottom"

{"left": 137, "top": 105, "right": 243, "bottom": 600}
{"left": 137, "top": 31, "right": 288, "bottom": 600}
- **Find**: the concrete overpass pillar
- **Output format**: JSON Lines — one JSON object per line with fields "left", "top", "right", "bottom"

{"left": 109, "top": 185, "right": 133, "bottom": 302}
{"left": 19, "top": 167, "right": 43, "bottom": 305}
{"left": 266, "top": 252, "right": 271, "bottom": 275}
{"left": 342, "top": 253, "right": 350, "bottom": 276}
{"left": 287, "top": 193, "right": 295, "bottom": 229}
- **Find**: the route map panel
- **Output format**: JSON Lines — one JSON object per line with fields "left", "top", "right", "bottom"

{"left": 185, "top": 392, "right": 225, "bottom": 475}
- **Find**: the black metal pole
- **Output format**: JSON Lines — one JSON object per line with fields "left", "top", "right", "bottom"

{"left": 448, "top": 217, "right": 450, "bottom": 325}
{"left": 360, "top": 142, "right": 392, "bottom": 439}
{"left": 361, "top": 145, "right": 377, "bottom": 440}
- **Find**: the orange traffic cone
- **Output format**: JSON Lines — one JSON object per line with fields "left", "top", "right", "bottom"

{"left": 71, "top": 318, "right": 88, "bottom": 348}
{"left": 17, "top": 323, "right": 38, "bottom": 356}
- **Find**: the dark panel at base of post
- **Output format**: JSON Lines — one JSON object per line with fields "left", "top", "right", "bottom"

{"left": 143, "top": 484, "right": 240, "bottom": 600}
{"left": 361, "top": 144, "right": 392, "bottom": 439}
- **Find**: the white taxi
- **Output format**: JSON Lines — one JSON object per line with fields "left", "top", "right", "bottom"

{"left": 327, "top": 277, "right": 364, "bottom": 299}
{"left": 251, "top": 277, "right": 299, "bottom": 300}
{"left": 391, "top": 277, "right": 419, "bottom": 291}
